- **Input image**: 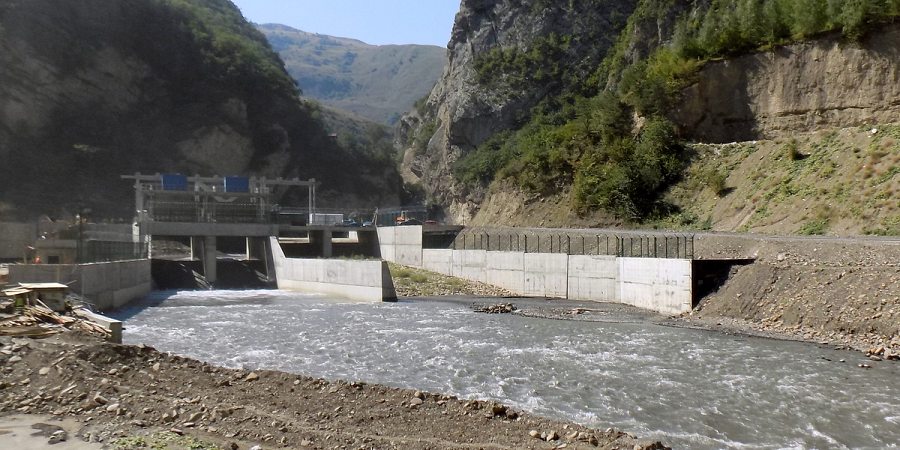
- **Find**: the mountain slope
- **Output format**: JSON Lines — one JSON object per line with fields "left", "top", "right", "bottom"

{"left": 399, "top": 0, "right": 900, "bottom": 233}
{"left": 396, "top": 0, "right": 640, "bottom": 223}
{"left": 0, "top": 0, "right": 400, "bottom": 220}
{"left": 257, "top": 24, "right": 447, "bottom": 125}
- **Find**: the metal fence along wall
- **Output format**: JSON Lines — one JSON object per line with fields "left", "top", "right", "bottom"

{"left": 82, "top": 241, "right": 149, "bottom": 263}
{"left": 149, "top": 201, "right": 272, "bottom": 224}
{"left": 430, "top": 228, "right": 694, "bottom": 259}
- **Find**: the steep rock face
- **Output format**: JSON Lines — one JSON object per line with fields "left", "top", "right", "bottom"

{"left": 678, "top": 25, "right": 900, "bottom": 143}
{"left": 397, "top": 0, "right": 637, "bottom": 224}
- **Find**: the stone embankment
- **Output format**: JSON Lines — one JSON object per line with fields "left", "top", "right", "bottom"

{"left": 686, "top": 233, "right": 900, "bottom": 360}
{"left": 0, "top": 331, "right": 668, "bottom": 450}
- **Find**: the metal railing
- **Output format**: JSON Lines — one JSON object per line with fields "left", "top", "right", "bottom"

{"left": 148, "top": 201, "right": 272, "bottom": 224}
{"left": 431, "top": 227, "right": 694, "bottom": 259}
{"left": 80, "top": 241, "right": 148, "bottom": 263}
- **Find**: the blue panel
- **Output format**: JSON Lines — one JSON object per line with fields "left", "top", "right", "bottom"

{"left": 224, "top": 177, "right": 250, "bottom": 193}
{"left": 161, "top": 174, "right": 187, "bottom": 191}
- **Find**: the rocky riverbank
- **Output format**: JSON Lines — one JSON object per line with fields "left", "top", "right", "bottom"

{"left": 0, "top": 331, "right": 668, "bottom": 450}
{"left": 685, "top": 234, "right": 900, "bottom": 361}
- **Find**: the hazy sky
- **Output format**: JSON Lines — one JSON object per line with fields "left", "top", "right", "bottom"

{"left": 229, "top": 0, "right": 462, "bottom": 47}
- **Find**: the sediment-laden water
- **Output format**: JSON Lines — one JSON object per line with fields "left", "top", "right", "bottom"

{"left": 112, "top": 290, "right": 900, "bottom": 449}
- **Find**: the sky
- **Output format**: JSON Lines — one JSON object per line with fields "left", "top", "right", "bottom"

{"left": 228, "top": 0, "right": 462, "bottom": 47}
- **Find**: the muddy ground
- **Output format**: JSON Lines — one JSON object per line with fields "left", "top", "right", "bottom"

{"left": 0, "top": 331, "right": 668, "bottom": 450}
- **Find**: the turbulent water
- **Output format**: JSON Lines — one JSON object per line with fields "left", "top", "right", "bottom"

{"left": 112, "top": 290, "right": 900, "bottom": 450}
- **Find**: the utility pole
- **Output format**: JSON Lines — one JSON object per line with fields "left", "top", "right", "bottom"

{"left": 77, "top": 211, "right": 83, "bottom": 264}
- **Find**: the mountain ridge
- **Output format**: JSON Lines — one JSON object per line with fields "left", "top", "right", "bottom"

{"left": 257, "top": 23, "right": 447, "bottom": 125}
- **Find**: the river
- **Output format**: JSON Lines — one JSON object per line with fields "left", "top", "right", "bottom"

{"left": 111, "top": 290, "right": 900, "bottom": 450}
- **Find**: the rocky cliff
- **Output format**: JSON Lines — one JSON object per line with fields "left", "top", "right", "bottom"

{"left": 396, "top": 0, "right": 638, "bottom": 224}
{"left": 678, "top": 25, "right": 900, "bottom": 143}
{"left": 0, "top": 0, "right": 400, "bottom": 220}
{"left": 399, "top": 0, "right": 900, "bottom": 226}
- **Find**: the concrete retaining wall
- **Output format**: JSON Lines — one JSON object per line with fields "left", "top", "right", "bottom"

{"left": 422, "top": 249, "right": 454, "bottom": 274}
{"left": 377, "top": 226, "right": 422, "bottom": 267}
{"left": 566, "top": 255, "right": 619, "bottom": 302}
{"left": 619, "top": 258, "right": 692, "bottom": 315}
{"left": 486, "top": 252, "right": 525, "bottom": 294}
{"left": 377, "top": 227, "right": 693, "bottom": 314}
{"left": 524, "top": 254, "right": 568, "bottom": 298}
{"left": 8, "top": 260, "right": 152, "bottom": 311}
{"left": 452, "top": 250, "right": 487, "bottom": 283}
{"left": 271, "top": 237, "right": 396, "bottom": 302}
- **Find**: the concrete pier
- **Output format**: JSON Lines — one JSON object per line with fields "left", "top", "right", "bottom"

{"left": 203, "top": 235, "right": 217, "bottom": 284}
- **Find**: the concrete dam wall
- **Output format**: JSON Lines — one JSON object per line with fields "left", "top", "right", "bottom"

{"left": 8, "top": 259, "right": 152, "bottom": 311}
{"left": 382, "top": 226, "right": 693, "bottom": 315}
{"left": 270, "top": 237, "right": 397, "bottom": 302}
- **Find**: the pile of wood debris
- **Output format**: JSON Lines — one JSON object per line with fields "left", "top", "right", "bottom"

{"left": 0, "top": 301, "right": 110, "bottom": 338}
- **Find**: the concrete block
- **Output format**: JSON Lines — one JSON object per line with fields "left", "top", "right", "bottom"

{"left": 271, "top": 237, "right": 393, "bottom": 302}
{"left": 377, "top": 226, "right": 422, "bottom": 267}
{"left": 485, "top": 252, "right": 525, "bottom": 294}
{"left": 567, "top": 255, "right": 618, "bottom": 302}
{"left": 619, "top": 258, "right": 692, "bottom": 315}
{"left": 523, "top": 254, "right": 568, "bottom": 298}
{"left": 9, "top": 260, "right": 151, "bottom": 311}
{"left": 452, "top": 250, "right": 487, "bottom": 282}
{"left": 423, "top": 249, "right": 453, "bottom": 275}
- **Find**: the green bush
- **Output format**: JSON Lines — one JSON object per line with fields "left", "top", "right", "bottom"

{"left": 783, "top": 139, "right": 803, "bottom": 161}
{"left": 453, "top": 130, "right": 517, "bottom": 185}
{"left": 671, "top": 0, "right": 900, "bottom": 61}
{"left": 701, "top": 168, "right": 729, "bottom": 196}
{"left": 798, "top": 218, "right": 830, "bottom": 235}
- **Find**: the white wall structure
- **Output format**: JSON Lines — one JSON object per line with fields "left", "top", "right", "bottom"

{"left": 376, "top": 228, "right": 694, "bottom": 315}
{"left": 271, "top": 237, "right": 396, "bottom": 302}
{"left": 567, "top": 255, "right": 619, "bottom": 302}
{"left": 452, "top": 250, "right": 488, "bottom": 283}
{"left": 377, "top": 226, "right": 423, "bottom": 267}
{"left": 524, "top": 253, "right": 569, "bottom": 298}
{"left": 422, "top": 249, "right": 453, "bottom": 274}
{"left": 485, "top": 252, "right": 525, "bottom": 294}
{"left": 9, "top": 260, "right": 152, "bottom": 311}
{"left": 618, "top": 258, "right": 692, "bottom": 315}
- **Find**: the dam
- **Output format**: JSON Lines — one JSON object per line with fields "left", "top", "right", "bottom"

{"left": 8, "top": 173, "right": 718, "bottom": 316}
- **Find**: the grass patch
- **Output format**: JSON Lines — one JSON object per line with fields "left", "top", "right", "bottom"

{"left": 798, "top": 218, "right": 830, "bottom": 235}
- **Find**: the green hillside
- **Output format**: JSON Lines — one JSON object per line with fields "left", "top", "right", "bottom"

{"left": 257, "top": 24, "right": 447, "bottom": 125}
{"left": 452, "top": 0, "right": 900, "bottom": 223}
{"left": 0, "top": 0, "right": 401, "bottom": 220}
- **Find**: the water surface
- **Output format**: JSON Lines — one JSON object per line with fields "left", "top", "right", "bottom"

{"left": 113, "top": 290, "right": 900, "bottom": 450}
